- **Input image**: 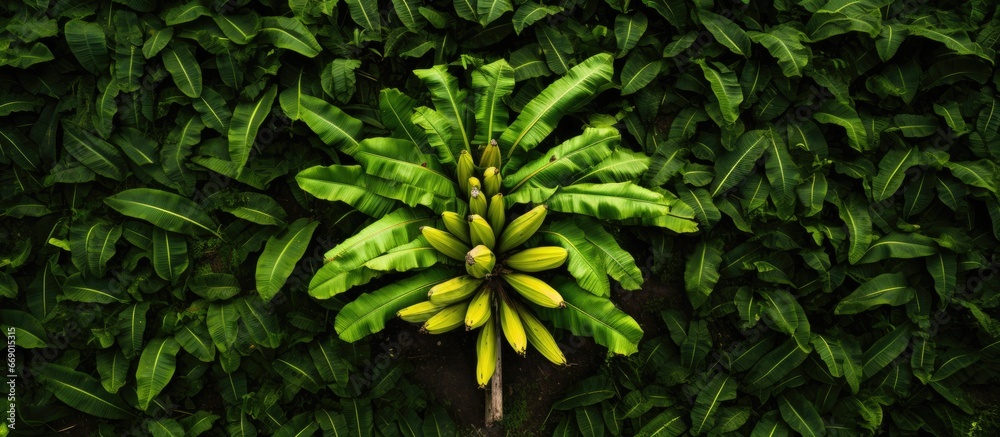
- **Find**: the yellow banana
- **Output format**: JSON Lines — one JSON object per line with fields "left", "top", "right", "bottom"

{"left": 487, "top": 193, "right": 505, "bottom": 237}
{"left": 465, "top": 244, "right": 496, "bottom": 279}
{"left": 397, "top": 300, "right": 447, "bottom": 323}
{"left": 465, "top": 286, "right": 492, "bottom": 329}
{"left": 502, "top": 273, "right": 565, "bottom": 308}
{"left": 499, "top": 297, "right": 527, "bottom": 355}
{"left": 518, "top": 305, "right": 566, "bottom": 365}
{"left": 505, "top": 247, "right": 568, "bottom": 272}
{"left": 496, "top": 204, "right": 548, "bottom": 253}
{"left": 458, "top": 150, "right": 474, "bottom": 197}
{"left": 422, "top": 301, "right": 469, "bottom": 334}
{"left": 480, "top": 138, "right": 501, "bottom": 169}
{"left": 483, "top": 167, "right": 501, "bottom": 198}
{"left": 467, "top": 214, "right": 496, "bottom": 250}
{"left": 476, "top": 318, "right": 497, "bottom": 388}
{"left": 469, "top": 185, "right": 488, "bottom": 218}
{"left": 428, "top": 275, "right": 483, "bottom": 305}
{"left": 421, "top": 226, "right": 470, "bottom": 261}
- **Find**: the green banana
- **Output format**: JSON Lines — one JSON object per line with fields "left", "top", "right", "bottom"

{"left": 502, "top": 272, "right": 565, "bottom": 308}
{"left": 519, "top": 304, "right": 567, "bottom": 365}
{"left": 476, "top": 318, "right": 497, "bottom": 388}
{"left": 469, "top": 180, "right": 488, "bottom": 218}
{"left": 496, "top": 204, "right": 547, "bottom": 253}
{"left": 487, "top": 193, "right": 505, "bottom": 237}
{"left": 483, "top": 167, "right": 501, "bottom": 198}
{"left": 465, "top": 244, "right": 496, "bottom": 279}
{"left": 457, "top": 150, "right": 474, "bottom": 197}
{"left": 468, "top": 214, "right": 496, "bottom": 249}
{"left": 505, "top": 246, "right": 568, "bottom": 272}
{"left": 499, "top": 297, "right": 527, "bottom": 355}
{"left": 421, "top": 226, "right": 470, "bottom": 261}
{"left": 442, "top": 211, "right": 471, "bottom": 244}
{"left": 397, "top": 300, "right": 447, "bottom": 323}
{"left": 465, "top": 285, "right": 492, "bottom": 330}
{"left": 422, "top": 301, "right": 470, "bottom": 334}
{"left": 428, "top": 275, "right": 483, "bottom": 305}
{"left": 480, "top": 138, "right": 501, "bottom": 169}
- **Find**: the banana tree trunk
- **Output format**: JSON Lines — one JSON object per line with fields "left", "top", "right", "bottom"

{"left": 485, "top": 315, "right": 503, "bottom": 426}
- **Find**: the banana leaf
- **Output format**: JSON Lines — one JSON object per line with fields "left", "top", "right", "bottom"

{"left": 335, "top": 267, "right": 453, "bottom": 342}
{"left": 505, "top": 127, "right": 619, "bottom": 191}
{"left": 500, "top": 53, "right": 614, "bottom": 162}
{"left": 539, "top": 278, "right": 643, "bottom": 355}
{"left": 35, "top": 363, "right": 132, "bottom": 419}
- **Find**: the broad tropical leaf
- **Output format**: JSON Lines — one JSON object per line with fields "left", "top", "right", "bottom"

{"left": 36, "top": 363, "right": 132, "bottom": 419}
{"left": 335, "top": 267, "right": 453, "bottom": 341}
{"left": 136, "top": 337, "right": 181, "bottom": 411}
{"left": 104, "top": 188, "right": 219, "bottom": 237}
{"left": 229, "top": 85, "right": 277, "bottom": 172}
{"left": 501, "top": 53, "right": 614, "bottom": 159}
{"left": 835, "top": 273, "right": 915, "bottom": 314}
{"left": 540, "top": 279, "right": 643, "bottom": 355}
{"left": 256, "top": 218, "right": 320, "bottom": 301}
{"left": 685, "top": 239, "right": 723, "bottom": 309}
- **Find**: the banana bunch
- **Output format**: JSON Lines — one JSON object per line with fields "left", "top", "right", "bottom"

{"left": 399, "top": 141, "right": 576, "bottom": 388}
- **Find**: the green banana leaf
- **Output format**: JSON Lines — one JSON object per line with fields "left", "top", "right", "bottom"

{"left": 175, "top": 319, "right": 215, "bottom": 362}
{"left": 309, "top": 263, "right": 381, "bottom": 299}
{"left": 207, "top": 301, "right": 239, "bottom": 352}
{"left": 684, "top": 238, "right": 723, "bottom": 309}
{"left": 335, "top": 267, "right": 453, "bottom": 342}
{"left": 259, "top": 16, "right": 322, "bottom": 57}
{"left": 188, "top": 273, "right": 241, "bottom": 301}
{"left": 256, "top": 218, "right": 319, "bottom": 301}
{"left": 96, "top": 349, "right": 129, "bottom": 394}
{"left": 578, "top": 217, "right": 643, "bottom": 291}
{"left": 69, "top": 219, "right": 120, "bottom": 278}
{"left": 237, "top": 296, "right": 282, "bottom": 348}
{"left": 545, "top": 182, "right": 672, "bottom": 220}
{"left": 0, "top": 309, "right": 48, "bottom": 348}
{"left": 162, "top": 43, "right": 202, "bottom": 98}
{"left": 537, "top": 219, "right": 611, "bottom": 297}
{"left": 297, "top": 165, "right": 400, "bottom": 217}
{"left": 36, "top": 363, "right": 133, "bottom": 419}
{"left": 63, "top": 123, "right": 127, "bottom": 180}
{"left": 835, "top": 272, "right": 915, "bottom": 315}
{"left": 413, "top": 65, "right": 472, "bottom": 155}
{"left": 229, "top": 85, "right": 276, "bottom": 172}
{"left": 709, "top": 129, "right": 769, "bottom": 197}
{"left": 471, "top": 59, "right": 515, "bottom": 145}
{"left": 571, "top": 148, "right": 650, "bottom": 184}
{"left": 540, "top": 279, "right": 643, "bottom": 355}
{"left": 151, "top": 228, "right": 189, "bottom": 283}
{"left": 104, "top": 188, "right": 219, "bottom": 237}
{"left": 364, "top": 235, "right": 443, "bottom": 272}
{"left": 500, "top": 53, "right": 614, "bottom": 161}
{"left": 690, "top": 373, "right": 736, "bottom": 435}
{"left": 297, "top": 94, "right": 364, "bottom": 155}
{"left": 505, "top": 127, "right": 619, "bottom": 191}
{"left": 355, "top": 137, "right": 457, "bottom": 197}
{"left": 778, "top": 390, "right": 825, "bottom": 437}
{"left": 744, "top": 339, "right": 810, "bottom": 392}
{"left": 380, "top": 88, "right": 430, "bottom": 153}
{"left": 136, "top": 337, "right": 181, "bottom": 411}
{"left": 117, "top": 302, "right": 151, "bottom": 359}
{"left": 216, "top": 192, "right": 287, "bottom": 226}
{"left": 322, "top": 208, "right": 435, "bottom": 273}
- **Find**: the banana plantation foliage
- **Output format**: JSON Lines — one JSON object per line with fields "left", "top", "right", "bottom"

{"left": 1, "top": 0, "right": 1000, "bottom": 435}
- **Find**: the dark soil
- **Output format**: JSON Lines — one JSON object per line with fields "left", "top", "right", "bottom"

{"left": 395, "top": 319, "right": 605, "bottom": 436}
{"left": 391, "top": 277, "right": 685, "bottom": 436}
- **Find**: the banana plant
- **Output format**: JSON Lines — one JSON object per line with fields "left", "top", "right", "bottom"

{"left": 296, "top": 53, "right": 698, "bottom": 423}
